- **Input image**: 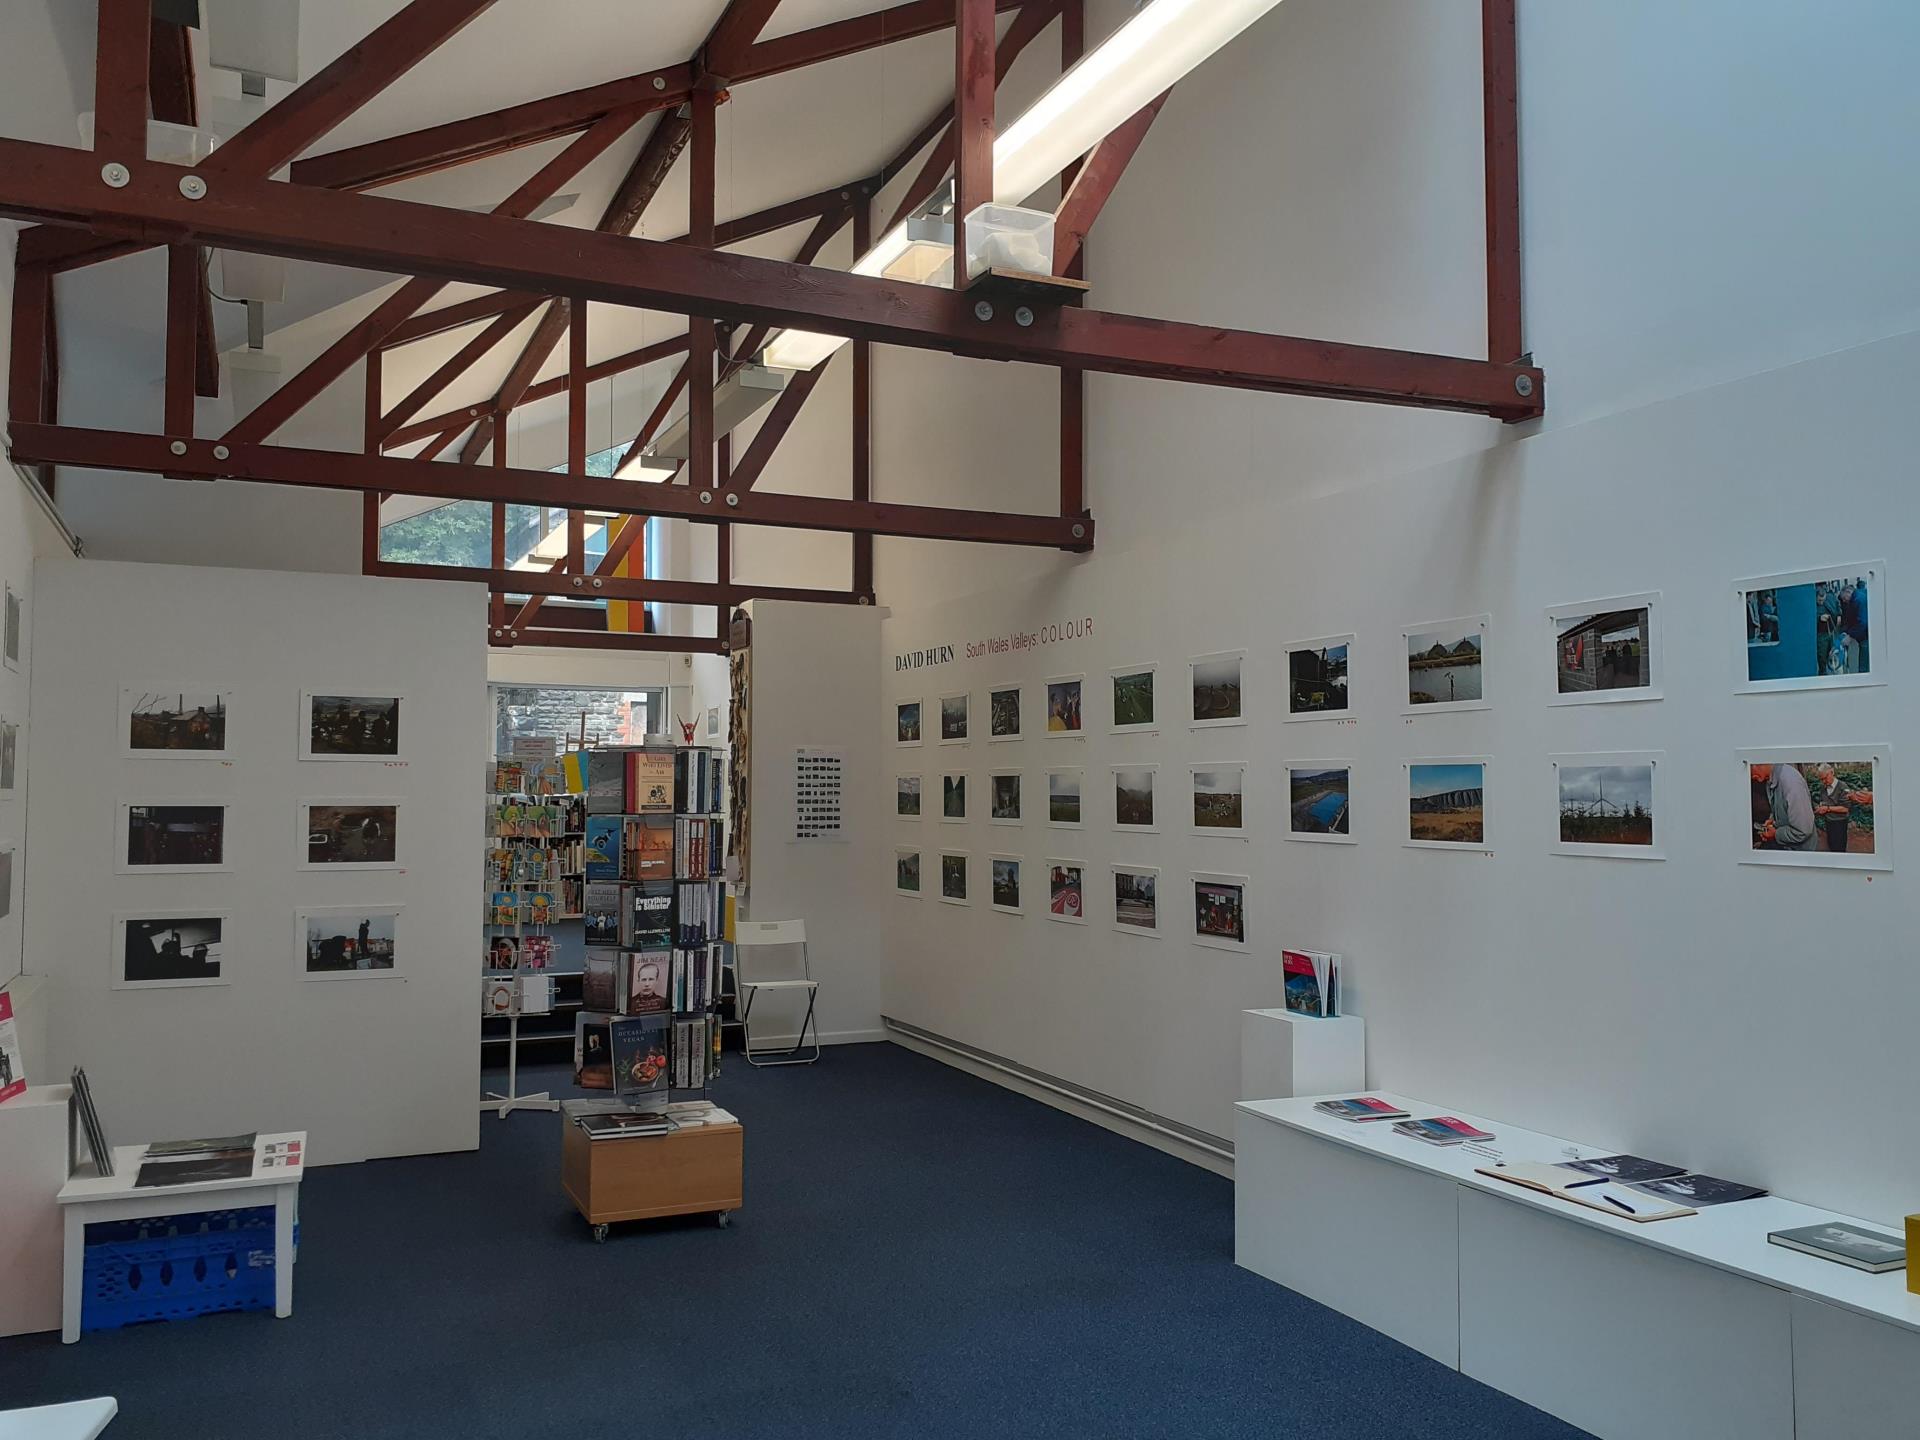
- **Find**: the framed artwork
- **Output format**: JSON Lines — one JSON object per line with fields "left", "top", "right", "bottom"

{"left": 1285, "top": 636, "right": 1352, "bottom": 720}
{"left": 0, "top": 844, "right": 11, "bottom": 922}
{"left": 298, "top": 905, "right": 402, "bottom": 980}
{"left": 939, "top": 692, "right": 971, "bottom": 744}
{"left": 112, "top": 911, "right": 230, "bottom": 990}
{"left": 2, "top": 583, "right": 19, "bottom": 672}
{"left": 301, "top": 692, "right": 403, "bottom": 761}
{"left": 1044, "top": 675, "right": 1085, "bottom": 736}
{"left": 1548, "top": 594, "right": 1662, "bottom": 705}
{"left": 896, "top": 775, "right": 922, "bottom": 818}
{"left": 989, "top": 771, "right": 1023, "bottom": 825}
{"left": 1405, "top": 759, "right": 1490, "bottom": 851}
{"left": 1734, "top": 562, "right": 1883, "bottom": 694}
{"left": 299, "top": 799, "right": 402, "bottom": 870}
{"left": 895, "top": 698, "right": 924, "bottom": 746}
{"left": 941, "top": 773, "right": 968, "bottom": 823}
{"left": 0, "top": 717, "right": 17, "bottom": 797}
{"left": 1192, "top": 872, "right": 1248, "bottom": 951}
{"left": 938, "top": 852, "right": 970, "bottom": 905}
{"left": 1109, "top": 664, "right": 1157, "bottom": 734}
{"left": 121, "top": 686, "right": 233, "bottom": 758}
{"left": 895, "top": 847, "right": 922, "bottom": 897}
{"left": 1111, "top": 864, "right": 1160, "bottom": 936}
{"left": 1190, "top": 763, "right": 1246, "bottom": 838}
{"left": 1112, "top": 764, "right": 1157, "bottom": 832}
{"left": 987, "top": 684, "right": 1022, "bottom": 741}
{"left": 1047, "top": 767, "right": 1084, "bottom": 828}
{"left": 990, "top": 855, "right": 1024, "bottom": 914}
{"left": 1189, "top": 651, "right": 1245, "bottom": 728}
{"left": 1285, "top": 763, "right": 1353, "bottom": 843}
{"left": 1739, "top": 746, "right": 1889, "bottom": 872}
{"left": 116, "top": 801, "right": 230, "bottom": 874}
{"left": 1404, "top": 617, "right": 1489, "bottom": 713}
{"left": 1552, "top": 753, "right": 1664, "bottom": 859}
{"left": 1046, "top": 859, "right": 1086, "bottom": 924}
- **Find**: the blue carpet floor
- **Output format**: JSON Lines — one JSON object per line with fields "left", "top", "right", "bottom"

{"left": 0, "top": 1042, "right": 1590, "bottom": 1439}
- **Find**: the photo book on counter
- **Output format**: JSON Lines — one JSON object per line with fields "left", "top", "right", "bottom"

{"left": 1768, "top": 1222, "right": 1907, "bottom": 1273}
{"left": 1282, "top": 948, "right": 1341, "bottom": 1017}
{"left": 1393, "top": 1116, "right": 1494, "bottom": 1146}
{"left": 1313, "top": 1097, "right": 1411, "bottom": 1122}
{"left": 1562, "top": 1155, "right": 1768, "bottom": 1207}
{"left": 136, "top": 1133, "right": 256, "bottom": 1187}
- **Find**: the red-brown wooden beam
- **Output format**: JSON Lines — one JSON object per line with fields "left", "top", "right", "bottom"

{"left": 376, "top": 301, "right": 539, "bottom": 442}
{"left": 9, "top": 264, "right": 57, "bottom": 493}
{"left": 491, "top": 626, "right": 728, "bottom": 655}
{"left": 566, "top": 298, "right": 587, "bottom": 571}
{"left": 10, "top": 425, "right": 1096, "bottom": 548}
{"left": 704, "top": 0, "right": 785, "bottom": 78}
{"left": 92, "top": 0, "right": 152, "bottom": 163}
{"left": 723, "top": 360, "right": 828, "bottom": 493}
{"left": 715, "top": 433, "right": 733, "bottom": 613}
{"left": 1052, "top": 91, "right": 1168, "bottom": 274}
{"left": 224, "top": 108, "right": 640, "bottom": 445}
{"left": 147, "top": 15, "right": 196, "bottom": 127}
{"left": 952, "top": 0, "right": 996, "bottom": 287}
{"left": 382, "top": 290, "right": 548, "bottom": 347}
{"left": 163, "top": 244, "right": 199, "bottom": 440}
{"left": 362, "top": 349, "right": 382, "bottom": 573}
{"left": 687, "top": 89, "right": 718, "bottom": 494}
{"left": 505, "top": 459, "right": 683, "bottom": 634}
{"left": 0, "top": 138, "right": 1545, "bottom": 419}
{"left": 1057, "top": 0, "right": 1085, "bottom": 521}
{"left": 390, "top": 563, "right": 860, "bottom": 608}
{"left": 1482, "top": 0, "right": 1524, "bottom": 366}
{"left": 851, "top": 198, "right": 874, "bottom": 599}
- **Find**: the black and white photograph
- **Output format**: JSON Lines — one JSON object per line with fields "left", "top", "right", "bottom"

{"left": 942, "top": 772, "right": 968, "bottom": 822}
{"left": 896, "top": 698, "right": 923, "bottom": 746}
{"left": 113, "top": 912, "right": 229, "bottom": 989}
{"left": 939, "top": 852, "right": 969, "bottom": 905}
{"left": 299, "top": 906, "right": 401, "bottom": 979}
{"left": 1047, "top": 768, "right": 1084, "bottom": 827}
{"left": 1736, "top": 563, "right": 1883, "bottom": 693}
{"left": 1405, "top": 618, "right": 1488, "bottom": 711}
{"left": 990, "top": 855, "right": 1023, "bottom": 914}
{"left": 1286, "top": 764, "right": 1353, "bottom": 843}
{"left": 1110, "top": 665, "right": 1156, "bottom": 733}
{"left": 1189, "top": 652, "right": 1245, "bottom": 727}
{"left": 1552, "top": 754, "right": 1662, "bottom": 859}
{"left": 897, "top": 775, "right": 922, "bottom": 818}
{"left": 940, "top": 692, "right": 970, "bottom": 744}
{"left": 118, "top": 801, "right": 229, "bottom": 873}
{"left": 1740, "top": 746, "right": 1890, "bottom": 872}
{"left": 1192, "top": 873, "right": 1248, "bottom": 951}
{"left": 302, "top": 800, "right": 402, "bottom": 868}
{"left": 1112, "top": 865, "right": 1159, "bottom": 936}
{"left": 2, "top": 583, "right": 19, "bottom": 672}
{"left": 1113, "top": 765, "right": 1156, "bottom": 831}
{"left": 122, "top": 687, "right": 232, "bottom": 757}
{"left": 989, "top": 771, "right": 1022, "bottom": 824}
{"left": 1286, "top": 636, "right": 1351, "bottom": 719}
{"left": 896, "top": 847, "right": 922, "bottom": 896}
{"left": 988, "top": 685, "right": 1022, "bottom": 741}
{"left": 302, "top": 692, "right": 403, "bottom": 760}
{"left": 1191, "top": 764, "right": 1247, "bottom": 836}
{"left": 1549, "top": 595, "right": 1661, "bottom": 705}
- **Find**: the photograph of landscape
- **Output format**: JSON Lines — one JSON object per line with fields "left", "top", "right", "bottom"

{"left": 1190, "top": 654, "right": 1244, "bottom": 725}
{"left": 1406, "top": 623, "right": 1485, "bottom": 707}
{"left": 1048, "top": 769, "right": 1083, "bottom": 825}
{"left": 1408, "top": 763, "right": 1486, "bottom": 846}
{"left": 1111, "top": 667, "right": 1155, "bottom": 730}
{"left": 1192, "top": 766, "right": 1246, "bottom": 832}
{"left": 1287, "top": 766, "right": 1351, "bottom": 837}
{"left": 1557, "top": 761, "right": 1656, "bottom": 850}
{"left": 940, "top": 693, "right": 969, "bottom": 742}
{"left": 897, "top": 775, "right": 921, "bottom": 817}
{"left": 943, "top": 773, "right": 967, "bottom": 821}
{"left": 896, "top": 849, "right": 921, "bottom": 893}
{"left": 1113, "top": 766, "right": 1155, "bottom": 828}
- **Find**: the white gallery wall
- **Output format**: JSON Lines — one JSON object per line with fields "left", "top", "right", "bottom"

{"left": 23, "top": 558, "right": 488, "bottom": 1164}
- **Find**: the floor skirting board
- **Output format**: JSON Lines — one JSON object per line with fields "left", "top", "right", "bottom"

{"left": 747, "top": 1026, "right": 887, "bottom": 1048}
{"left": 882, "top": 1016, "right": 1233, "bottom": 1176}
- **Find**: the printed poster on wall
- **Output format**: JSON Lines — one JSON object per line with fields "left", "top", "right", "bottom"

{"left": 794, "top": 747, "right": 847, "bottom": 844}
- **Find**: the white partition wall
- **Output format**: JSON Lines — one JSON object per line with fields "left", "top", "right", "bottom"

{"left": 23, "top": 558, "right": 487, "bottom": 1164}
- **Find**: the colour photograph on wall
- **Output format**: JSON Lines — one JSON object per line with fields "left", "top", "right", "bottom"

{"left": 1192, "top": 874, "right": 1247, "bottom": 950}
{"left": 2, "top": 584, "right": 18, "bottom": 671}
{"left": 939, "top": 852, "right": 969, "bottom": 904}
{"left": 114, "top": 912, "right": 228, "bottom": 989}
{"left": 1286, "top": 637, "right": 1350, "bottom": 718}
{"left": 897, "top": 775, "right": 922, "bottom": 817}
{"left": 1112, "top": 865, "right": 1159, "bottom": 935}
{"left": 991, "top": 856, "right": 1023, "bottom": 913}
{"left": 942, "top": 773, "right": 967, "bottom": 822}
{"left": 1549, "top": 595, "right": 1660, "bottom": 704}
{"left": 1048, "top": 768, "right": 1083, "bottom": 826}
{"left": 1191, "top": 764, "right": 1246, "bottom": 836}
{"left": 940, "top": 692, "right": 970, "bottom": 743}
{"left": 988, "top": 685, "right": 1022, "bottom": 740}
{"left": 1741, "top": 747, "right": 1888, "bottom": 871}
{"left": 990, "top": 771, "right": 1022, "bottom": 823}
{"left": 1553, "top": 754, "right": 1661, "bottom": 858}
{"left": 896, "top": 848, "right": 922, "bottom": 896}
{"left": 1286, "top": 764, "right": 1352, "bottom": 841}
{"left": 1406, "top": 619, "right": 1487, "bottom": 710}
{"left": 1045, "top": 676, "right": 1085, "bottom": 735}
{"left": 1048, "top": 860, "right": 1085, "bottom": 923}
{"left": 1113, "top": 765, "right": 1156, "bottom": 830}
{"left": 122, "top": 687, "right": 232, "bottom": 757}
{"left": 896, "top": 698, "right": 923, "bottom": 745}
{"left": 119, "top": 802, "right": 228, "bottom": 872}
{"left": 0, "top": 845, "right": 12, "bottom": 922}
{"left": 299, "top": 906, "right": 400, "bottom": 979}
{"left": 0, "top": 718, "right": 16, "bottom": 795}
{"left": 302, "top": 692, "right": 402, "bottom": 760}
{"left": 1110, "top": 665, "right": 1156, "bottom": 732}
{"left": 1407, "top": 761, "right": 1487, "bottom": 849}
{"left": 302, "top": 801, "right": 400, "bottom": 868}
{"left": 1737, "top": 563, "right": 1881, "bottom": 692}
{"left": 1190, "top": 652, "right": 1244, "bottom": 727}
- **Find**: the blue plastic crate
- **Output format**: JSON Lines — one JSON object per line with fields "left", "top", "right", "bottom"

{"left": 82, "top": 1208, "right": 291, "bottom": 1332}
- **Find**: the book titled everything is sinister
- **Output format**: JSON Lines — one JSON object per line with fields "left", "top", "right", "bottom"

{"left": 1767, "top": 1222, "right": 1906, "bottom": 1273}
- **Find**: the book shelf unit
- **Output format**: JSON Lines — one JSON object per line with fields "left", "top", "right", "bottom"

{"left": 482, "top": 771, "right": 588, "bottom": 1056}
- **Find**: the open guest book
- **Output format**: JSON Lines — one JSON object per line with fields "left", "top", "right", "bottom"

{"left": 1475, "top": 1162, "right": 1697, "bottom": 1223}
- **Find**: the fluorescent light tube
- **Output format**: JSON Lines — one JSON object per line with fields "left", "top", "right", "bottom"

{"left": 765, "top": 0, "right": 1282, "bottom": 371}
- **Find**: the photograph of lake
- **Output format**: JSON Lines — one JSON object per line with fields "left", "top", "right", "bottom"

{"left": 1407, "top": 624, "right": 1484, "bottom": 706}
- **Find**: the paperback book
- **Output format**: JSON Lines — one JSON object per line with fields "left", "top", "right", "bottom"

{"left": 1626, "top": 1173, "right": 1768, "bottom": 1207}
{"left": 1767, "top": 1222, "right": 1906, "bottom": 1273}
{"left": 624, "top": 882, "right": 674, "bottom": 948}
{"left": 583, "top": 882, "right": 622, "bottom": 946}
{"left": 574, "top": 1014, "right": 614, "bottom": 1090}
{"left": 576, "top": 1111, "right": 674, "bottom": 1140}
{"left": 610, "top": 1014, "right": 671, "bottom": 1098}
{"left": 1393, "top": 1116, "right": 1495, "bottom": 1145}
{"left": 628, "top": 751, "right": 675, "bottom": 814}
{"left": 1282, "top": 948, "right": 1342, "bottom": 1018}
{"left": 584, "top": 815, "right": 622, "bottom": 880}
{"left": 1313, "top": 1097, "right": 1411, "bottom": 1122}
{"left": 624, "top": 950, "right": 671, "bottom": 1014}
{"left": 583, "top": 950, "right": 619, "bottom": 1012}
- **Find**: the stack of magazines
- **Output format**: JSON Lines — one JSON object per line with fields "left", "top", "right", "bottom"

{"left": 1312, "top": 1097, "right": 1410, "bottom": 1122}
{"left": 561, "top": 1097, "right": 673, "bottom": 1141}
{"left": 1392, "top": 1115, "right": 1495, "bottom": 1146}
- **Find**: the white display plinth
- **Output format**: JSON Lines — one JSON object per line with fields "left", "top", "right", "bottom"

{"left": 0, "top": 1085, "right": 75, "bottom": 1338}
{"left": 1236, "top": 1093, "right": 1920, "bottom": 1440}
{"left": 1239, "top": 1009, "right": 1364, "bottom": 1101}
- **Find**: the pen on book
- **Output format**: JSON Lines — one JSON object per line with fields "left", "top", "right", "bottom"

{"left": 1603, "top": 1194, "right": 1637, "bottom": 1214}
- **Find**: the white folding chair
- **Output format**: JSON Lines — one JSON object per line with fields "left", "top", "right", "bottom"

{"left": 734, "top": 919, "right": 821, "bottom": 1067}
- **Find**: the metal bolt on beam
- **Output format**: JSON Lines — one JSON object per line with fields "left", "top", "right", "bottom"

{"left": 699, "top": 491, "right": 713, "bottom": 505}
{"left": 1015, "top": 306, "right": 1034, "bottom": 328}
{"left": 652, "top": 75, "right": 667, "bottom": 90}
{"left": 169, "top": 440, "right": 188, "bottom": 456}
{"left": 1514, "top": 374, "right": 1534, "bottom": 397}
{"left": 213, "top": 444, "right": 230, "bottom": 460}
{"left": 974, "top": 300, "right": 994, "bottom": 322}
{"left": 571, "top": 576, "right": 584, "bottom": 588}
{"left": 179, "top": 174, "right": 208, "bottom": 200}
{"left": 1071, "top": 523, "right": 1086, "bottom": 539}
{"left": 725, "top": 492, "right": 739, "bottom": 507}
{"left": 100, "top": 163, "right": 131, "bottom": 188}
{"left": 591, "top": 578, "right": 603, "bottom": 589}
